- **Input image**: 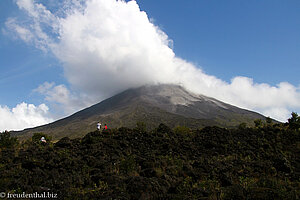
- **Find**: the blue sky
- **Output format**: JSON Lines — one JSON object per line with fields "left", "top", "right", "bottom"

{"left": 0, "top": 0, "right": 299, "bottom": 131}
{"left": 0, "top": 1, "right": 65, "bottom": 108}
{"left": 138, "top": 0, "right": 300, "bottom": 85}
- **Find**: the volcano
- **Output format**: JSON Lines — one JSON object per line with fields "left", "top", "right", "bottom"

{"left": 13, "top": 84, "right": 266, "bottom": 140}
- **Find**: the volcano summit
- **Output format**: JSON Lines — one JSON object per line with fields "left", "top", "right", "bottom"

{"left": 14, "top": 84, "right": 266, "bottom": 140}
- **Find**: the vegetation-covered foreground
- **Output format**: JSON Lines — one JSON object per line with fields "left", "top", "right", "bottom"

{"left": 0, "top": 115, "right": 299, "bottom": 199}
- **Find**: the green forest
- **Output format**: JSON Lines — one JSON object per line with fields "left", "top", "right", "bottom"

{"left": 0, "top": 113, "right": 299, "bottom": 199}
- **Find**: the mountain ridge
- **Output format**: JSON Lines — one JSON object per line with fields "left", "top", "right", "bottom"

{"left": 12, "top": 84, "right": 266, "bottom": 140}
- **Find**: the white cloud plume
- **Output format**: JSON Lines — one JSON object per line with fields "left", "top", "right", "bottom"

{"left": 0, "top": 103, "right": 53, "bottom": 132}
{"left": 5, "top": 0, "right": 300, "bottom": 122}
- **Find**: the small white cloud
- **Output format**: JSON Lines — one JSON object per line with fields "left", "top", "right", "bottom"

{"left": 33, "top": 81, "right": 55, "bottom": 93}
{"left": 0, "top": 102, "right": 53, "bottom": 132}
{"left": 34, "top": 82, "right": 93, "bottom": 116}
{"left": 4, "top": 18, "right": 34, "bottom": 42}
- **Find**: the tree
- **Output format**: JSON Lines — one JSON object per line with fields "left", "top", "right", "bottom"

{"left": 288, "top": 112, "right": 300, "bottom": 130}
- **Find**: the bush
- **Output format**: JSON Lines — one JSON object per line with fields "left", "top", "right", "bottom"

{"left": 0, "top": 131, "right": 18, "bottom": 149}
{"left": 156, "top": 123, "right": 172, "bottom": 134}
{"left": 238, "top": 123, "right": 247, "bottom": 129}
{"left": 265, "top": 116, "right": 272, "bottom": 125}
{"left": 174, "top": 126, "right": 190, "bottom": 135}
{"left": 120, "top": 155, "right": 136, "bottom": 174}
{"left": 254, "top": 119, "right": 263, "bottom": 128}
{"left": 134, "top": 121, "right": 146, "bottom": 133}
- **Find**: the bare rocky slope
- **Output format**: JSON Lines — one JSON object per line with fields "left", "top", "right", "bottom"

{"left": 13, "top": 84, "right": 266, "bottom": 140}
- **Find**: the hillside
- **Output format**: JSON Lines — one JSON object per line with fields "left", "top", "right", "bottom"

{"left": 1, "top": 122, "right": 299, "bottom": 199}
{"left": 13, "top": 84, "right": 266, "bottom": 140}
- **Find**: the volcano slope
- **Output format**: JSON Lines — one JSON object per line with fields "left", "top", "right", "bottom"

{"left": 0, "top": 122, "right": 299, "bottom": 199}
{"left": 13, "top": 84, "right": 266, "bottom": 140}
